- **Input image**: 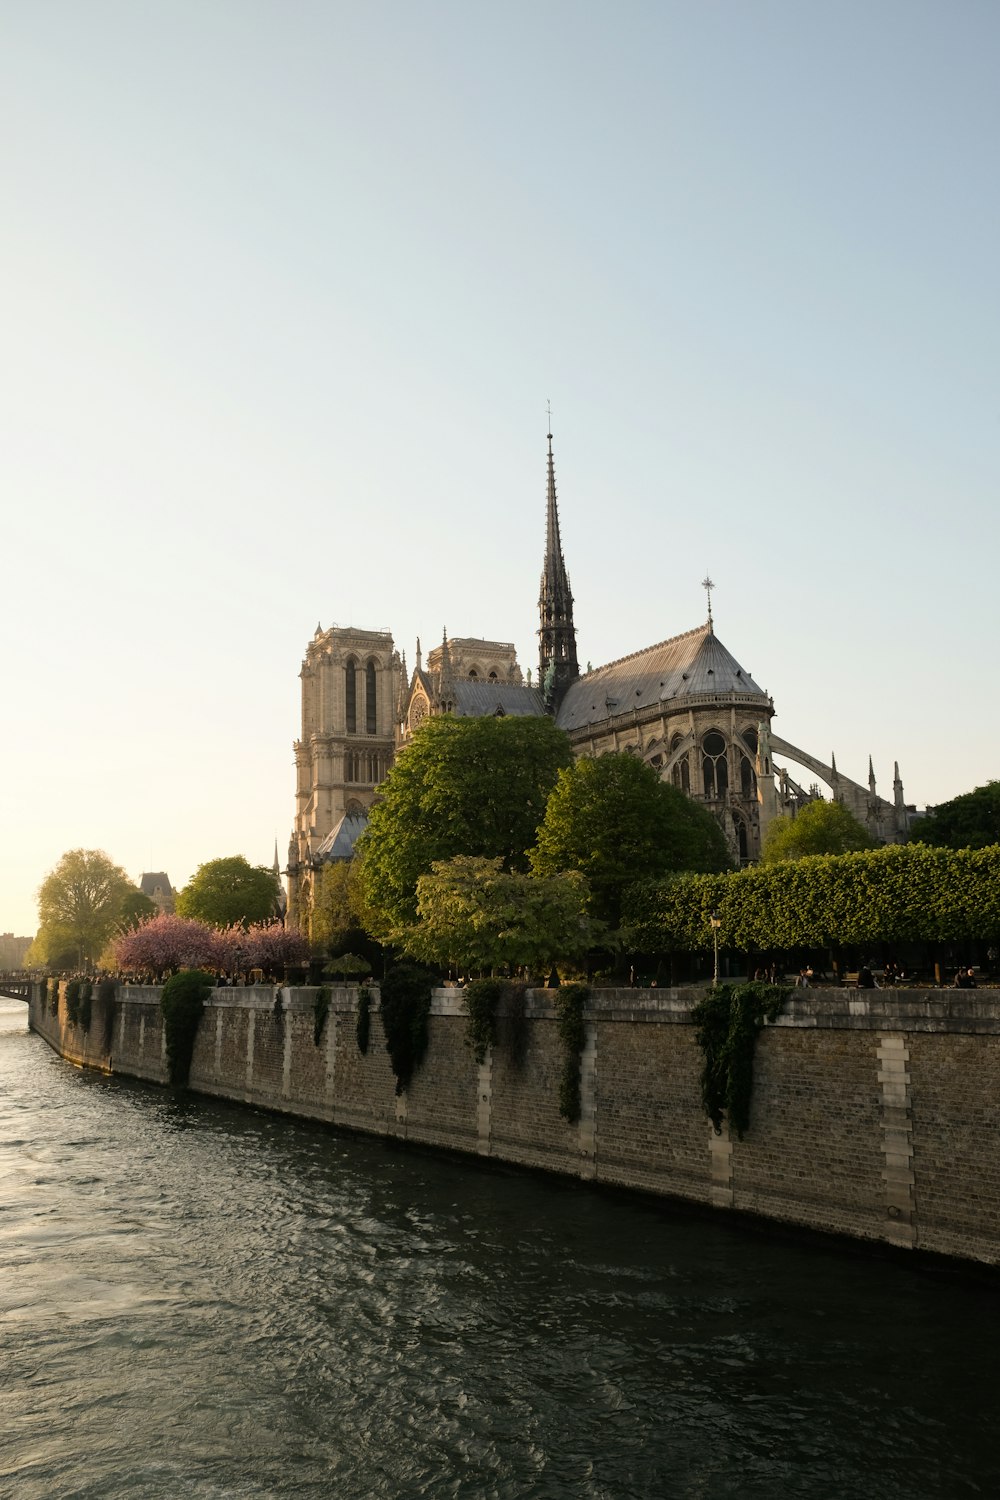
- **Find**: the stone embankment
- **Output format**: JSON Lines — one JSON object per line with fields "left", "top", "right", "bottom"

{"left": 28, "top": 982, "right": 1000, "bottom": 1267}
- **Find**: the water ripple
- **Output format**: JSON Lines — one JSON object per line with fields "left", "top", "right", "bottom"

{"left": 1, "top": 1003, "right": 997, "bottom": 1498}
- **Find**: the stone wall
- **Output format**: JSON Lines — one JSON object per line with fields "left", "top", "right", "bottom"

{"left": 28, "top": 980, "right": 1000, "bottom": 1267}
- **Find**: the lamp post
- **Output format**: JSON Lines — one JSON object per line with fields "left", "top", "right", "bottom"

{"left": 710, "top": 912, "right": 721, "bottom": 986}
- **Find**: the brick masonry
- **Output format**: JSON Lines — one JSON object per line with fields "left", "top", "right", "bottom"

{"left": 28, "top": 981, "right": 1000, "bottom": 1267}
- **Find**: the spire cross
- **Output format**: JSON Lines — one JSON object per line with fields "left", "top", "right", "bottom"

{"left": 546, "top": 398, "right": 553, "bottom": 437}
{"left": 702, "top": 574, "right": 715, "bottom": 626}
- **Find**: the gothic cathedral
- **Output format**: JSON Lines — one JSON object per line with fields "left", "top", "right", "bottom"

{"left": 287, "top": 431, "right": 911, "bottom": 926}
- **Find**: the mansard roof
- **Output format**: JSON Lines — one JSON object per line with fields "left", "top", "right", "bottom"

{"left": 449, "top": 680, "right": 546, "bottom": 718}
{"left": 555, "top": 623, "right": 768, "bottom": 732}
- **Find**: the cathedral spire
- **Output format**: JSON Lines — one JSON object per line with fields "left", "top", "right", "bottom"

{"left": 537, "top": 422, "right": 579, "bottom": 713}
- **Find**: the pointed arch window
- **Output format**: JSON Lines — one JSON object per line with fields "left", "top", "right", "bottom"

{"left": 366, "top": 660, "right": 377, "bottom": 734}
{"left": 345, "top": 658, "right": 358, "bottom": 734}
{"left": 702, "top": 730, "right": 728, "bottom": 799}
{"left": 669, "top": 733, "right": 690, "bottom": 793}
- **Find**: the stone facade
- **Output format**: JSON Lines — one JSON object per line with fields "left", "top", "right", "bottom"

{"left": 29, "top": 981, "right": 1000, "bottom": 1268}
{"left": 288, "top": 626, "right": 404, "bottom": 925}
{"left": 287, "top": 433, "right": 914, "bottom": 918}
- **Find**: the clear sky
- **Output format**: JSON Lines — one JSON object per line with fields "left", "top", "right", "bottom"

{"left": 2, "top": 1, "right": 998, "bottom": 937}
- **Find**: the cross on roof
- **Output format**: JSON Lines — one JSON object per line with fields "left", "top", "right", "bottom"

{"left": 702, "top": 575, "right": 715, "bottom": 627}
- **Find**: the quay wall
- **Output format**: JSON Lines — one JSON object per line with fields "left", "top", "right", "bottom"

{"left": 27, "top": 981, "right": 1000, "bottom": 1268}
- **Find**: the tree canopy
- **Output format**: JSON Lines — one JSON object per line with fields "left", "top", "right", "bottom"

{"left": 357, "top": 715, "right": 573, "bottom": 931}
{"left": 909, "top": 781, "right": 1000, "bottom": 851}
{"left": 405, "top": 855, "right": 592, "bottom": 974}
{"left": 175, "top": 856, "right": 281, "bottom": 928}
{"left": 760, "top": 800, "right": 876, "bottom": 863}
{"left": 34, "top": 849, "right": 141, "bottom": 967}
{"left": 530, "top": 752, "right": 732, "bottom": 928}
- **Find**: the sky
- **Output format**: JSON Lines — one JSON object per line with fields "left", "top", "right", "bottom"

{"left": 2, "top": 1, "right": 998, "bottom": 937}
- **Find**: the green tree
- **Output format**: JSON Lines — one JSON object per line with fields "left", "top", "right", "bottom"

{"left": 405, "top": 855, "right": 592, "bottom": 973}
{"left": 909, "top": 781, "right": 1000, "bottom": 851}
{"left": 35, "top": 849, "right": 139, "bottom": 967}
{"left": 175, "top": 856, "right": 280, "bottom": 928}
{"left": 530, "top": 752, "right": 732, "bottom": 928}
{"left": 358, "top": 715, "right": 573, "bottom": 931}
{"left": 117, "top": 888, "right": 157, "bottom": 931}
{"left": 761, "top": 800, "right": 876, "bottom": 863}
{"left": 310, "top": 860, "right": 371, "bottom": 949}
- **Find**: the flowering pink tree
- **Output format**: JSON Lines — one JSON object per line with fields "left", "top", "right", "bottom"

{"left": 113, "top": 912, "right": 225, "bottom": 978}
{"left": 241, "top": 922, "right": 310, "bottom": 977}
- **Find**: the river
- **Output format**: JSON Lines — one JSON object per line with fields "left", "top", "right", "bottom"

{"left": 1, "top": 998, "right": 997, "bottom": 1498}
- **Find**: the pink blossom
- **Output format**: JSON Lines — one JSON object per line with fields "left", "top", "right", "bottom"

{"left": 242, "top": 922, "right": 310, "bottom": 975}
{"left": 113, "top": 912, "right": 225, "bottom": 977}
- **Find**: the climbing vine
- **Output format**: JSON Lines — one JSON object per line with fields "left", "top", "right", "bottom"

{"left": 64, "top": 979, "right": 82, "bottom": 1026}
{"left": 313, "top": 985, "right": 331, "bottom": 1046}
{"left": 380, "top": 965, "right": 433, "bottom": 1095}
{"left": 47, "top": 977, "right": 59, "bottom": 1016}
{"left": 691, "top": 981, "right": 788, "bottom": 1139}
{"left": 78, "top": 980, "right": 93, "bottom": 1033}
{"left": 463, "top": 979, "right": 506, "bottom": 1065}
{"left": 98, "top": 979, "right": 117, "bottom": 1051}
{"left": 355, "top": 985, "right": 371, "bottom": 1055}
{"left": 554, "top": 983, "right": 589, "bottom": 1123}
{"left": 160, "top": 969, "right": 214, "bottom": 1087}
{"left": 498, "top": 981, "right": 529, "bottom": 1069}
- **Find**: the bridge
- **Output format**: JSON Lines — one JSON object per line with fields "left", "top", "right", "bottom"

{"left": 0, "top": 974, "right": 34, "bottom": 1002}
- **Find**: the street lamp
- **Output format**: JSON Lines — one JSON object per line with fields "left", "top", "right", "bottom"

{"left": 710, "top": 912, "right": 721, "bottom": 986}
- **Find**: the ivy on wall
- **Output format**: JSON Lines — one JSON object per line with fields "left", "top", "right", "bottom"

{"left": 356, "top": 986, "right": 372, "bottom": 1055}
{"left": 380, "top": 966, "right": 433, "bottom": 1095}
{"left": 691, "top": 981, "right": 787, "bottom": 1138}
{"left": 98, "top": 978, "right": 117, "bottom": 1052}
{"left": 79, "top": 980, "right": 93, "bottom": 1033}
{"left": 64, "top": 979, "right": 82, "bottom": 1027}
{"left": 462, "top": 979, "right": 506, "bottom": 1065}
{"left": 160, "top": 969, "right": 214, "bottom": 1087}
{"left": 554, "top": 983, "right": 589, "bottom": 1123}
{"left": 313, "top": 986, "right": 330, "bottom": 1047}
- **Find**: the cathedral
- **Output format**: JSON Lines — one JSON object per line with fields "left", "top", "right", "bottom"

{"left": 287, "top": 433, "right": 911, "bottom": 927}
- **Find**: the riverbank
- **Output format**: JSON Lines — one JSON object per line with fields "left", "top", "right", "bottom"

{"left": 28, "top": 979, "right": 1000, "bottom": 1268}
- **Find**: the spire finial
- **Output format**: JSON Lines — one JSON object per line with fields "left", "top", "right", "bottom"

{"left": 702, "top": 575, "right": 715, "bottom": 629}
{"left": 546, "top": 398, "right": 553, "bottom": 438}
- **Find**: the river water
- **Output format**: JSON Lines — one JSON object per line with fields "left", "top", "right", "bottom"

{"left": 1, "top": 999, "right": 997, "bottom": 1499}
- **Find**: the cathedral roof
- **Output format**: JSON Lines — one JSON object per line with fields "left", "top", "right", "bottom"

{"left": 314, "top": 811, "right": 368, "bottom": 863}
{"left": 555, "top": 623, "right": 768, "bottom": 732}
{"left": 449, "top": 680, "right": 546, "bottom": 718}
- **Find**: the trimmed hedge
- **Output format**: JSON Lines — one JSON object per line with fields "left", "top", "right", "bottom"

{"left": 623, "top": 843, "right": 1000, "bottom": 954}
